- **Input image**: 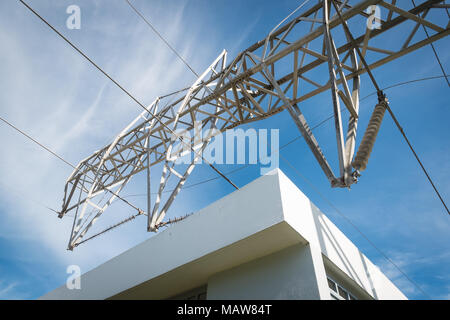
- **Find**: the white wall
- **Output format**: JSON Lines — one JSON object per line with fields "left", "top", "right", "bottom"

{"left": 276, "top": 170, "right": 407, "bottom": 300}
{"left": 207, "top": 243, "right": 327, "bottom": 300}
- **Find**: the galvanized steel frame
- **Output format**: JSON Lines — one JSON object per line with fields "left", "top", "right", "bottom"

{"left": 59, "top": 0, "right": 449, "bottom": 249}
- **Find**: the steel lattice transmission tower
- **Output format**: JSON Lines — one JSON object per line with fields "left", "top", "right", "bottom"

{"left": 59, "top": 0, "right": 449, "bottom": 250}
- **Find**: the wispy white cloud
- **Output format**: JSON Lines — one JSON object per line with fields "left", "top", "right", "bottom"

{"left": 375, "top": 250, "right": 450, "bottom": 299}
{"left": 0, "top": 0, "right": 225, "bottom": 288}
{"left": 0, "top": 281, "right": 18, "bottom": 299}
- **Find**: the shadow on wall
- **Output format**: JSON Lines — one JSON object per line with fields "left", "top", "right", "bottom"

{"left": 309, "top": 201, "right": 379, "bottom": 299}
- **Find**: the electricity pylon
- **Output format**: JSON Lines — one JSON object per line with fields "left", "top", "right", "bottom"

{"left": 59, "top": 0, "right": 449, "bottom": 250}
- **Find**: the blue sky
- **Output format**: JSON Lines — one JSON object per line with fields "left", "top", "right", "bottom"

{"left": 0, "top": 0, "right": 448, "bottom": 300}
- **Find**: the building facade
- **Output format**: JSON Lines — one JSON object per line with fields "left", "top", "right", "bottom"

{"left": 41, "top": 169, "right": 406, "bottom": 300}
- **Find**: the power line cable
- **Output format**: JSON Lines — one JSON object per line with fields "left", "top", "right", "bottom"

{"left": 0, "top": 115, "right": 75, "bottom": 169}
{"left": 125, "top": 0, "right": 199, "bottom": 78}
{"left": 360, "top": 75, "right": 450, "bottom": 101}
{"left": 0, "top": 114, "right": 143, "bottom": 216}
{"left": 18, "top": 0, "right": 239, "bottom": 192}
{"left": 411, "top": 0, "right": 449, "bottom": 87}
{"left": 446, "top": 0, "right": 450, "bottom": 19}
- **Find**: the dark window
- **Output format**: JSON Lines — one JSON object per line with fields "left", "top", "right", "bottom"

{"left": 327, "top": 278, "right": 337, "bottom": 292}
{"left": 338, "top": 286, "right": 349, "bottom": 300}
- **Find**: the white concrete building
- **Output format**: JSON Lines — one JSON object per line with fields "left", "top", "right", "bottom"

{"left": 41, "top": 169, "right": 406, "bottom": 300}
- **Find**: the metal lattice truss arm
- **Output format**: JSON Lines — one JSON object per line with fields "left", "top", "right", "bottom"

{"left": 60, "top": 0, "right": 449, "bottom": 249}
